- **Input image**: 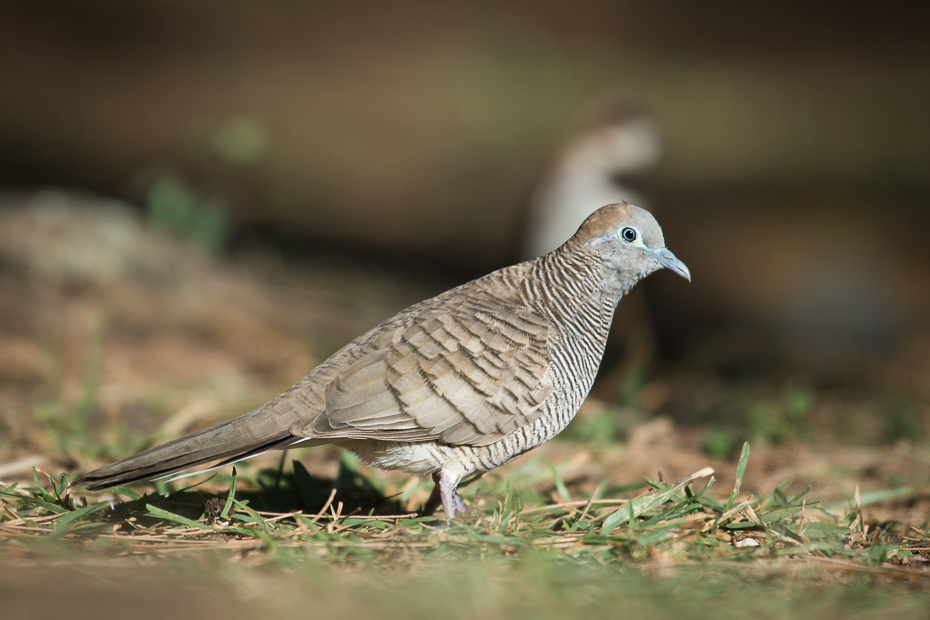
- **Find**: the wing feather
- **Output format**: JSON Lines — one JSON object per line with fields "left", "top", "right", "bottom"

{"left": 289, "top": 281, "right": 553, "bottom": 446}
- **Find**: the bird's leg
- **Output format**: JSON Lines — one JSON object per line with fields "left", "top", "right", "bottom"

{"left": 437, "top": 470, "right": 466, "bottom": 524}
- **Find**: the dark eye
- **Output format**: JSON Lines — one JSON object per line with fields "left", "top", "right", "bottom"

{"left": 620, "top": 227, "right": 637, "bottom": 242}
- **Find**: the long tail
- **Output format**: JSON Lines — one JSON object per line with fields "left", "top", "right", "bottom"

{"left": 73, "top": 407, "right": 299, "bottom": 491}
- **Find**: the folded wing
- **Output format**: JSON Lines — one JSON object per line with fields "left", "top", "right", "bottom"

{"left": 289, "top": 289, "right": 553, "bottom": 447}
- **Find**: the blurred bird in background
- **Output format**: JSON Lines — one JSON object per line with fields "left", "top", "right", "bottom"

{"left": 520, "top": 105, "right": 661, "bottom": 261}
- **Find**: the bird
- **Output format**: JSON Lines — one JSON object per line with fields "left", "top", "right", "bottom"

{"left": 520, "top": 106, "right": 660, "bottom": 261}
{"left": 73, "top": 203, "right": 690, "bottom": 522}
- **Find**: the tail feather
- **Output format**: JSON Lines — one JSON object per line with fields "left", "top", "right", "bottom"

{"left": 73, "top": 407, "right": 298, "bottom": 491}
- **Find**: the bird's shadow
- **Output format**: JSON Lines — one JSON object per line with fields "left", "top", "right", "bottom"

{"left": 101, "top": 458, "right": 416, "bottom": 526}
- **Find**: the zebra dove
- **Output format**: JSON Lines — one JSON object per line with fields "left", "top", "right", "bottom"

{"left": 74, "top": 203, "right": 690, "bottom": 521}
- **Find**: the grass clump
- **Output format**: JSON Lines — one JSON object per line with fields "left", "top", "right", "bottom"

{"left": 1, "top": 443, "right": 925, "bottom": 569}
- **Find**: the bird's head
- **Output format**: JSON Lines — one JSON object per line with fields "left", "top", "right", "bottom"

{"left": 570, "top": 202, "right": 690, "bottom": 294}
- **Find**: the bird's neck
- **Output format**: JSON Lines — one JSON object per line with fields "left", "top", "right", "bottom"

{"left": 529, "top": 244, "right": 621, "bottom": 322}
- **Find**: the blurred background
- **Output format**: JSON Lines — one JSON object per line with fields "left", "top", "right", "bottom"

{"left": 0, "top": 1, "right": 928, "bottom": 496}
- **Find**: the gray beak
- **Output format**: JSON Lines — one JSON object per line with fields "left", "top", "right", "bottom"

{"left": 650, "top": 247, "right": 691, "bottom": 281}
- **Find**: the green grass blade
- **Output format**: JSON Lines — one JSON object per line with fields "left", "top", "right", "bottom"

{"left": 548, "top": 460, "right": 571, "bottom": 502}
{"left": 712, "top": 442, "right": 750, "bottom": 534}
{"left": 602, "top": 468, "right": 713, "bottom": 534}
{"left": 232, "top": 498, "right": 270, "bottom": 533}
{"left": 220, "top": 467, "right": 238, "bottom": 519}
{"left": 48, "top": 501, "right": 110, "bottom": 539}
{"left": 145, "top": 504, "right": 212, "bottom": 530}
{"left": 109, "top": 486, "right": 141, "bottom": 500}
{"left": 728, "top": 442, "right": 750, "bottom": 510}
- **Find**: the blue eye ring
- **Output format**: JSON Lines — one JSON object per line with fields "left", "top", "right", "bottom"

{"left": 620, "top": 227, "right": 637, "bottom": 242}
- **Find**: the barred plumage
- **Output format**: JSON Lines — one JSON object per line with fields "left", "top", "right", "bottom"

{"left": 73, "top": 203, "right": 690, "bottom": 522}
